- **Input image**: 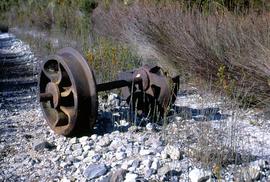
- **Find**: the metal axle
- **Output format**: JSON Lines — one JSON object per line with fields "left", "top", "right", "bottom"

{"left": 96, "top": 76, "right": 142, "bottom": 92}
{"left": 40, "top": 75, "right": 142, "bottom": 101}
{"left": 39, "top": 93, "right": 53, "bottom": 102}
{"left": 39, "top": 47, "right": 179, "bottom": 136}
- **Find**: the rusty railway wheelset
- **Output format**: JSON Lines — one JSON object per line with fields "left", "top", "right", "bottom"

{"left": 39, "top": 48, "right": 179, "bottom": 136}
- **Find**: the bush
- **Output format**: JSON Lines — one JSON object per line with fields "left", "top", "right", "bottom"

{"left": 85, "top": 38, "right": 141, "bottom": 83}
{"left": 79, "top": 0, "right": 98, "bottom": 14}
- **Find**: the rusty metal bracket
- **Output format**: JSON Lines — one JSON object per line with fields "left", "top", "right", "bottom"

{"left": 39, "top": 47, "right": 179, "bottom": 136}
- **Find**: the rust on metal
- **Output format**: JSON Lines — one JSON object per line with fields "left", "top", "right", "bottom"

{"left": 119, "top": 65, "right": 179, "bottom": 118}
{"left": 96, "top": 76, "right": 142, "bottom": 92}
{"left": 39, "top": 47, "right": 179, "bottom": 136}
{"left": 39, "top": 48, "right": 97, "bottom": 136}
{"left": 39, "top": 93, "right": 53, "bottom": 102}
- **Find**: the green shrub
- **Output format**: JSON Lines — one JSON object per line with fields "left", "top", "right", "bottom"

{"left": 79, "top": 0, "right": 98, "bottom": 14}
{"left": 85, "top": 38, "right": 141, "bottom": 83}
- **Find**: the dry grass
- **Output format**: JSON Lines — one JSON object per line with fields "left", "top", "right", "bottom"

{"left": 92, "top": 3, "right": 270, "bottom": 175}
{"left": 92, "top": 0, "right": 270, "bottom": 107}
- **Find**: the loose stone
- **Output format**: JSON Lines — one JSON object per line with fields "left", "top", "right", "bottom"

{"left": 116, "top": 152, "right": 127, "bottom": 160}
{"left": 69, "top": 138, "right": 77, "bottom": 144}
{"left": 109, "top": 169, "right": 127, "bottom": 182}
{"left": 151, "top": 158, "right": 160, "bottom": 170}
{"left": 142, "top": 159, "right": 152, "bottom": 169}
{"left": 140, "top": 149, "right": 153, "bottom": 156}
{"left": 146, "top": 123, "right": 155, "bottom": 131}
{"left": 83, "top": 164, "right": 108, "bottom": 180}
{"left": 158, "top": 165, "right": 171, "bottom": 176}
{"left": 91, "top": 134, "right": 98, "bottom": 141}
{"left": 72, "top": 148, "right": 83, "bottom": 156}
{"left": 71, "top": 143, "right": 82, "bottom": 151}
{"left": 189, "top": 168, "right": 212, "bottom": 182}
{"left": 79, "top": 136, "right": 89, "bottom": 145}
{"left": 124, "top": 173, "right": 138, "bottom": 182}
{"left": 34, "top": 141, "right": 56, "bottom": 151}
{"left": 92, "top": 154, "right": 102, "bottom": 162}
{"left": 145, "top": 168, "right": 153, "bottom": 178}
{"left": 83, "top": 145, "right": 91, "bottom": 152}
{"left": 98, "top": 137, "right": 111, "bottom": 147}
{"left": 164, "top": 145, "right": 183, "bottom": 160}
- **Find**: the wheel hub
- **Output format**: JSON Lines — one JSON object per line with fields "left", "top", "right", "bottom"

{"left": 45, "top": 82, "right": 60, "bottom": 108}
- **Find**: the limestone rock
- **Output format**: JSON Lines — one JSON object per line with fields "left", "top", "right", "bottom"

{"left": 83, "top": 164, "right": 108, "bottom": 180}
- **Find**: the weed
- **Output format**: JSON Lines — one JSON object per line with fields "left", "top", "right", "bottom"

{"left": 216, "top": 65, "right": 236, "bottom": 98}
{"left": 85, "top": 38, "right": 141, "bottom": 83}
{"left": 79, "top": 0, "right": 98, "bottom": 15}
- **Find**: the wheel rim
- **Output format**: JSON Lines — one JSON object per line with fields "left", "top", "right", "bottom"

{"left": 39, "top": 47, "right": 97, "bottom": 136}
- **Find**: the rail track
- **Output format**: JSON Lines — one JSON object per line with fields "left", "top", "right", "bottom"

{"left": 0, "top": 31, "right": 38, "bottom": 111}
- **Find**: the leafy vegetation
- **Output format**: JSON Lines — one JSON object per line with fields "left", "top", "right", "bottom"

{"left": 85, "top": 38, "right": 141, "bottom": 83}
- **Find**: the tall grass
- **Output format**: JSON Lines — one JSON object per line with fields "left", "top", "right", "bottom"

{"left": 92, "top": 0, "right": 270, "bottom": 107}
{"left": 92, "top": 2, "right": 270, "bottom": 176}
{"left": 85, "top": 37, "right": 141, "bottom": 83}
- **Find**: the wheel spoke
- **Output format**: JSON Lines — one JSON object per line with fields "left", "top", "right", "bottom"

{"left": 60, "top": 106, "right": 76, "bottom": 122}
{"left": 54, "top": 111, "right": 69, "bottom": 127}
{"left": 58, "top": 65, "right": 72, "bottom": 87}
{"left": 43, "top": 61, "right": 62, "bottom": 83}
{"left": 61, "top": 86, "right": 73, "bottom": 97}
{"left": 43, "top": 107, "right": 58, "bottom": 125}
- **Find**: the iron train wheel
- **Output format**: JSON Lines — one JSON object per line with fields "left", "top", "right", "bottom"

{"left": 39, "top": 47, "right": 97, "bottom": 136}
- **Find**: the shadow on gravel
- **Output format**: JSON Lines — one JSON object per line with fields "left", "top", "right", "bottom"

{"left": 93, "top": 118, "right": 118, "bottom": 135}
{"left": 92, "top": 107, "right": 156, "bottom": 136}
{"left": 174, "top": 106, "right": 229, "bottom": 121}
{"left": 73, "top": 121, "right": 130, "bottom": 137}
{"left": 90, "top": 102, "right": 230, "bottom": 136}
